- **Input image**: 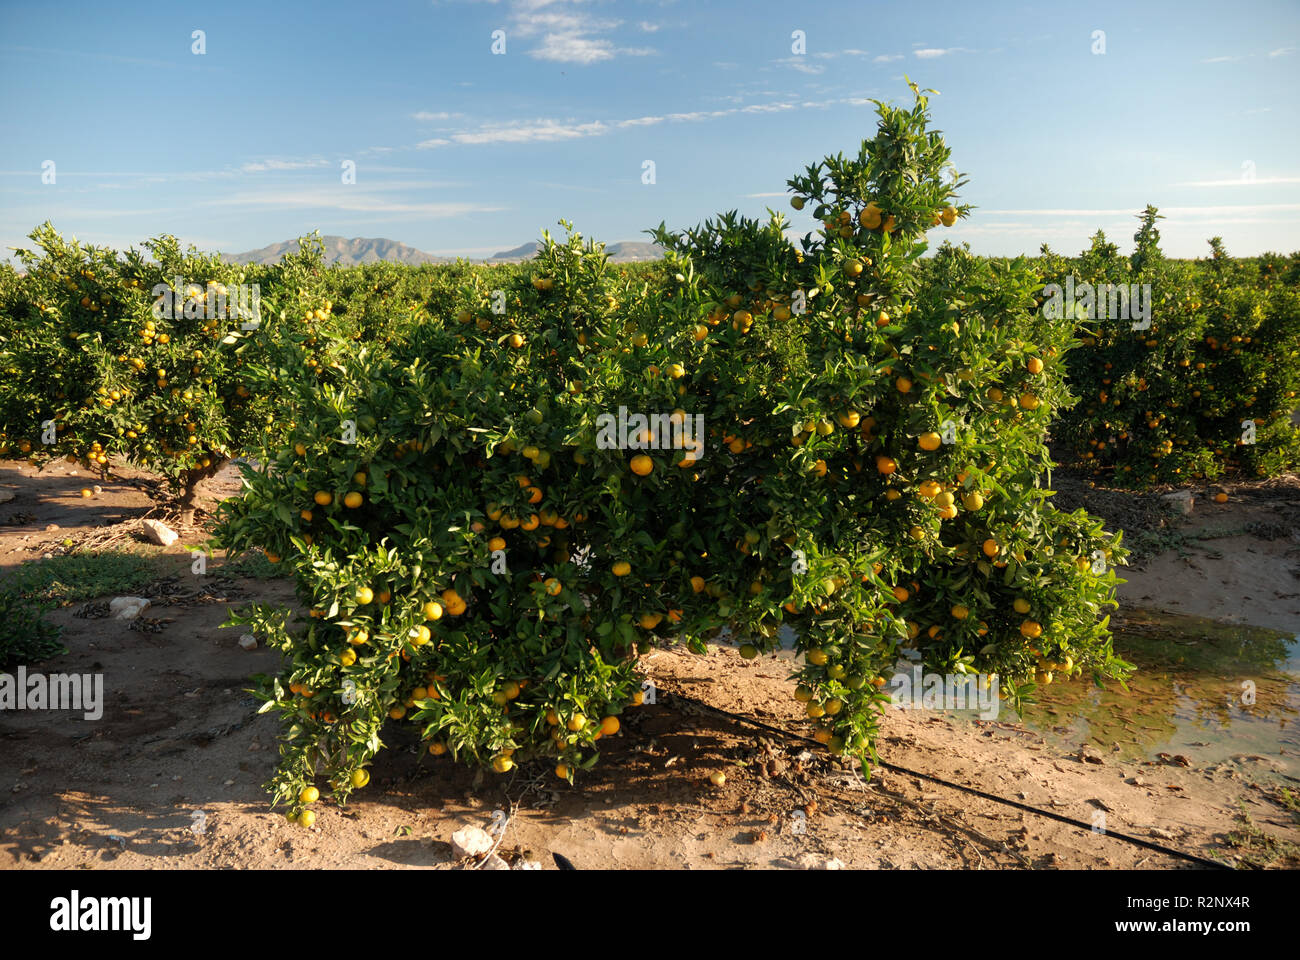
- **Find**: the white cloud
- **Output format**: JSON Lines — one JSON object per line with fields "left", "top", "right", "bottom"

{"left": 638, "top": 21, "right": 660, "bottom": 33}
{"left": 914, "top": 48, "right": 953, "bottom": 58}
{"left": 741, "top": 101, "right": 797, "bottom": 114}
{"left": 981, "top": 204, "right": 1300, "bottom": 217}
{"left": 1202, "top": 47, "right": 1292, "bottom": 63}
{"left": 240, "top": 159, "right": 329, "bottom": 173}
{"left": 412, "top": 111, "right": 464, "bottom": 121}
{"left": 211, "top": 188, "right": 504, "bottom": 217}
{"left": 1173, "top": 176, "right": 1300, "bottom": 187}
{"left": 775, "top": 56, "right": 825, "bottom": 74}
{"left": 874, "top": 53, "right": 903, "bottom": 63}
{"left": 443, "top": 119, "right": 610, "bottom": 146}
{"left": 407, "top": 96, "right": 880, "bottom": 154}
{"left": 500, "top": 0, "right": 657, "bottom": 64}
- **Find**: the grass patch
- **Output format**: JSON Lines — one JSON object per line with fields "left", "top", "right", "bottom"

{"left": 0, "top": 590, "right": 65, "bottom": 669}
{"left": 1219, "top": 805, "right": 1300, "bottom": 869}
{"left": 0, "top": 551, "right": 158, "bottom": 605}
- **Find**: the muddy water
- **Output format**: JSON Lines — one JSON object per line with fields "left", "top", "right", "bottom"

{"left": 1018, "top": 608, "right": 1300, "bottom": 778}
{"left": 766, "top": 609, "right": 1299, "bottom": 779}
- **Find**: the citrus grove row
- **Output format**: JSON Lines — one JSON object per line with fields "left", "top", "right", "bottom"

{"left": 0, "top": 84, "right": 1295, "bottom": 826}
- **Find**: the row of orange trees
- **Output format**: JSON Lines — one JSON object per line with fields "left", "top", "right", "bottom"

{"left": 2, "top": 84, "right": 1293, "bottom": 824}
{"left": 0, "top": 229, "right": 323, "bottom": 520}
{"left": 1031, "top": 214, "right": 1300, "bottom": 485}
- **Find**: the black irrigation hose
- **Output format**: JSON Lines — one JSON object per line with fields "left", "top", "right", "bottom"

{"left": 659, "top": 687, "right": 1233, "bottom": 870}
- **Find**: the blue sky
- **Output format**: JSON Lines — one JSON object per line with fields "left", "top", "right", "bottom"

{"left": 1, "top": 0, "right": 1298, "bottom": 261}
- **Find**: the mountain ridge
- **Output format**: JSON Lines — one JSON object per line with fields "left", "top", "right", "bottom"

{"left": 224, "top": 235, "right": 664, "bottom": 266}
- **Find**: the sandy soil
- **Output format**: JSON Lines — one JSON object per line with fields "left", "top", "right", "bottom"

{"left": 0, "top": 459, "right": 1297, "bottom": 869}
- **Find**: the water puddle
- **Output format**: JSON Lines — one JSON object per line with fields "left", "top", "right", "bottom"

{"left": 1018, "top": 608, "right": 1300, "bottom": 778}
{"left": 735, "top": 611, "right": 1300, "bottom": 780}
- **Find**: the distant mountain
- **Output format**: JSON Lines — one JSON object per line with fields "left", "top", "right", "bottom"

{"left": 605, "top": 241, "right": 665, "bottom": 262}
{"left": 225, "top": 235, "right": 454, "bottom": 267}
{"left": 490, "top": 241, "right": 541, "bottom": 260}
{"left": 227, "top": 235, "right": 664, "bottom": 267}
{"left": 489, "top": 239, "right": 664, "bottom": 262}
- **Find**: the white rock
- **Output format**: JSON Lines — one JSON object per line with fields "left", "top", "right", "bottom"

{"left": 238, "top": 634, "right": 258, "bottom": 651}
{"left": 109, "top": 597, "right": 150, "bottom": 620}
{"left": 141, "top": 519, "right": 179, "bottom": 546}
{"left": 480, "top": 853, "right": 510, "bottom": 870}
{"left": 450, "top": 825, "right": 494, "bottom": 859}
{"left": 0, "top": 489, "right": 15, "bottom": 504}
{"left": 1160, "top": 490, "right": 1193, "bottom": 515}
{"left": 515, "top": 860, "right": 543, "bottom": 871}
{"left": 793, "top": 852, "right": 844, "bottom": 870}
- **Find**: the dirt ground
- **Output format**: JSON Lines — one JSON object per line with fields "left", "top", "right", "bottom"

{"left": 1, "top": 459, "right": 1297, "bottom": 870}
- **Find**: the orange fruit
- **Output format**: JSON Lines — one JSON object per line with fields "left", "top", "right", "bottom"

{"left": 600, "top": 716, "right": 620, "bottom": 736}
{"left": 422, "top": 600, "right": 443, "bottom": 621}
{"left": 313, "top": 490, "right": 332, "bottom": 506}
{"left": 343, "top": 491, "right": 363, "bottom": 508}
{"left": 630, "top": 454, "right": 653, "bottom": 476}
{"left": 441, "top": 589, "right": 466, "bottom": 615}
{"left": 918, "top": 432, "right": 941, "bottom": 451}
{"left": 612, "top": 561, "right": 631, "bottom": 577}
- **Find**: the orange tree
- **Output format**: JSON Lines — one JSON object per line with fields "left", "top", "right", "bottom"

{"left": 1048, "top": 214, "right": 1300, "bottom": 486}
{"left": 212, "top": 83, "right": 1129, "bottom": 825}
{"left": 0, "top": 225, "right": 328, "bottom": 520}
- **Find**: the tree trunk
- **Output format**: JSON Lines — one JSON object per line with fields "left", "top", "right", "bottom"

{"left": 178, "top": 459, "right": 226, "bottom": 527}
